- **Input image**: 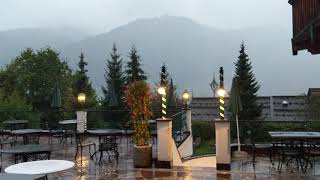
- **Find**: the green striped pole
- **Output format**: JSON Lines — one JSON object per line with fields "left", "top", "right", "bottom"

{"left": 219, "top": 67, "right": 225, "bottom": 120}
{"left": 159, "top": 65, "right": 167, "bottom": 119}
{"left": 161, "top": 92, "right": 167, "bottom": 119}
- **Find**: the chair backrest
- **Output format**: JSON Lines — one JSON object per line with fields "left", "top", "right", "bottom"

{"left": 24, "top": 133, "right": 40, "bottom": 144}
{"left": 99, "top": 136, "right": 118, "bottom": 150}
{"left": 0, "top": 130, "right": 7, "bottom": 142}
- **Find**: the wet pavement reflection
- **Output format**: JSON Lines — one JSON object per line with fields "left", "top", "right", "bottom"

{"left": 1, "top": 136, "right": 320, "bottom": 179}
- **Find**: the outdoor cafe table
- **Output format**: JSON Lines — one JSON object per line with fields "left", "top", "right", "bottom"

{"left": 0, "top": 173, "right": 45, "bottom": 180}
{"left": 0, "top": 144, "right": 51, "bottom": 163}
{"left": 268, "top": 131, "right": 320, "bottom": 172}
{"left": 11, "top": 129, "right": 44, "bottom": 135}
{"left": 5, "top": 160, "right": 74, "bottom": 178}
{"left": 11, "top": 129, "right": 44, "bottom": 144}
{"left": 86, "top": 129, "right": 124, "bottom": 136}
{"left": 2, "top": 120, "right": 28, "bottom": 131}
{"left": 59, "top": 119, "right": 77, "bottom": 131}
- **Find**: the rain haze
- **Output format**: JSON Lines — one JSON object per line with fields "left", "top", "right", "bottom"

{"left": 1, "top": 0, "right": 291, "bottom": 33}
{"left": 1, "top": 0, "right": 319, "bottom": 96}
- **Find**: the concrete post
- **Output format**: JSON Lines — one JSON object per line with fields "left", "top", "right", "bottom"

{"left": 186, "top": 108, "right": 192, "bottom": 133}
{"left": 156, "top": 118, "right": 173, "bottom": 168}
{"left": 76, "top": 111, "right": 87, "bottom": 133}
{"left": 215, "top": 120, "right": 231, "bottom": 170}
{"left": 184, "top": 108, "right": 193, "bottom": 156}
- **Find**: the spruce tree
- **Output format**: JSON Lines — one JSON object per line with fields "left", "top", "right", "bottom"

{"left": 155, "top": 63, "right": 170, "bottom": 91}
{"left": 102, "top": 43, "right": 125, "bottom": 107}
{"left": 126, "top": 46, "right": 147, "bottom": 83}
{"left": 73, "top": 52, "right": 97, "bottom": 109}
{"left": 234, "top": 42, "right": 262, "bottom": 137}
{"left": 77, "top": 52, "right": 88, "bottom": 92}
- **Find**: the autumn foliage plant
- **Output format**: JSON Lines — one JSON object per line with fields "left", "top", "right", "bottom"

{"left": 127, "top": 81, "right": 152, "bottom": 146}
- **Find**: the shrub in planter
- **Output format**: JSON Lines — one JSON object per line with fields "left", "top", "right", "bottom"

{"left": 127, "top": 81, "right": 152, "bottom": 167}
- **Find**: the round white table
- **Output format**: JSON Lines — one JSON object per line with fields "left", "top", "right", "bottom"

{"left": 5, "top": 160, "right": 74, "bottom": 175}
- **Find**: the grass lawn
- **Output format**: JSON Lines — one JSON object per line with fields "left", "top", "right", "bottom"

{"left": 193, "top": 140, "right": 215, "bottom": 156}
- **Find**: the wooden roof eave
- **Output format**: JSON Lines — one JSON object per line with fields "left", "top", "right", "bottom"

{"left": 292, "top": 15, "right": 320, "bottom": 43}
{"left": 288, "top": 0, "right": 295, "bottom": 6}
{"left": 292, "top": 15, "right": 320, "bottom": 55}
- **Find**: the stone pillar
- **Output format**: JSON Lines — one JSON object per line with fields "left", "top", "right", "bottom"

{"left": 185, "top": 108, "right": 193, "bottom": 156}
{"left": 156, "top": 118, "right": 173, "bottom": 168}
{"left": 186, "top": 108, "right": 192, "bottom": 133}
{"left": 76, "top": 111, "right": 87, "bottom": 133}
{"left": 215, "top": 120, "right": 231, "bottom": 170}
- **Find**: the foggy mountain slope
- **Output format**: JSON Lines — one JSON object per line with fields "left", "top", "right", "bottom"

{"left": 1, "top": 16, "right": 319, "bottom": 96}
{"left": 62, "top": 16, "right": 320, "bottom": 96}
{"left": 0, "top": 28, "right": 88, "bottom": 64}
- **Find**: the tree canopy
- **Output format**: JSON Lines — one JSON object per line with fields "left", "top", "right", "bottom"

{"left": 235, "top": 42, "right": 262, "bottom": 120}
{"left": 234, "top": 42, "right": 262, "bottom": 139}
{"left": 0, "top": 48, "right": 73, "bottom": 111}
{"left": 102, "top": 43, "right": 125, "bottom": 108}
{"left": 71, "top": 52, "right": 97, "bottom": 109}
{"left": 126, "top": 46, "right": 147, "bottom": 83}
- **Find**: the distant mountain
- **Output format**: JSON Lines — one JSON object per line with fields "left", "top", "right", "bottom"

{"left": 1, "top": 16, "right": 320, "bottom": 96}
{"left": 0, "top": 28, "right": 88, "bottom": 64}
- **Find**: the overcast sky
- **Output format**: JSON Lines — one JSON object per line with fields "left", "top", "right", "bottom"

{"left": 1, "top": 0, "right": 291, "bottom": 34}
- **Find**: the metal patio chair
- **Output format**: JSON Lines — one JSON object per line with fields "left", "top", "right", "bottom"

{"left": 98, "top": 135, "right": 119, "bottom": 163}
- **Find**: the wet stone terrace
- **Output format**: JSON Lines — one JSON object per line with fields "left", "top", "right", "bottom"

{"left": 1, "top": 136, "right": 320, "bottom": 179}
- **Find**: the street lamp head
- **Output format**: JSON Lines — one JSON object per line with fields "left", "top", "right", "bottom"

{"left": 182, "top": 89, "right": 191, "bottom": 104}
{"left": 217, "top": 88, "right": 226, "bottom": 97}
{"left": 78, "top": 93, "right": 86, "bottom": 104}
{"left": 157, "top": 86, "right": 166, "bottom": 95}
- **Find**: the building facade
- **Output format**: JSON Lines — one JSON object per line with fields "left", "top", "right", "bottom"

{"left": 190, "top": 95, "right": 308, "bottom": 121}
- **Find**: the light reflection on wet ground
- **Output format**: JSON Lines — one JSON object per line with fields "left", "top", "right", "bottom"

{"left": 1, "top": 136, "right": 320, "bottom": 179}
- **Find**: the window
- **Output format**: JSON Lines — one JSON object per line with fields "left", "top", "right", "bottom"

{"left": 282, "top": 100, "right": 289, "bottom": 107}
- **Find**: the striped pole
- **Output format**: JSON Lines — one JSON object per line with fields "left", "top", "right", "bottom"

{"left": 159, "top": 65, "right": 167, "bottom": 119}
{"left": 161, "top": 92, "right": 167, "bottom": 119}
{"left": 219, "top": 67, "right": 225, "bottom": 120}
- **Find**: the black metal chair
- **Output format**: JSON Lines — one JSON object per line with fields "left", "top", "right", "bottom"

{"left": 0, "top": 130, "right": 16, "bottom": 149}
{"left": 43, "top": 122, "right": 64, "bottom": 144}
{"left": 48, "top": 129, "right": 64, "bottom": 144}
{"left": 301, "top": 139, "right": 320, "bottom": 172}
{"left": 247, "top": 130, "right": 274, "bottom": 169}
{"left": 277, "top": 139, "right": 301, "bottom": 172}
{"left": 75, "top": 133, "right": 96, "bottom": 161}
{"left": 62, "top": 130, "right": 75, "bottom": 144}
{"left": 23, "top": 133, "right": 40, "bottom": 145}
{"left": 98, "top": 135, "right": 119, "bottom": 163}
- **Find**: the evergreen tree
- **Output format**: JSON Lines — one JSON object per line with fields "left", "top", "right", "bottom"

{"left": 126, "top": 46, "right": 147, "bottom": 83}
{"left": 102, "top": 43, "right": 125, "bottom": 107}
{"left": 158, "top": 63, "right": 170, "bottom": 89}
{"left": 73, "top": 52, "right": 97, "bottom": 109}
{"left": 77, "top": 52, "right": 88, "bottom": 91}
{"left": 234, "top": 42, "right": 262, "bottom": 137}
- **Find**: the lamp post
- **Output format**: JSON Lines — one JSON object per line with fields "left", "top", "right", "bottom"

{"left": 182, "top": 89, "right": 191, "bottom": 110}
{"left": 158, "top": 86, "right": 167, "bottom": 119}
{"left": 77, "top": 93, "right": 87, "bottom": 132}
{"left": 210, "top": 73, "right": 218, "bottom": 98}
{"left": 218, "top": 67, "right": 226, "bottom": 120}
{"left": 214, "top": 66, "right": 231, "bottom": 171}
